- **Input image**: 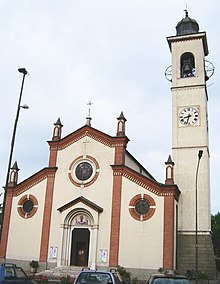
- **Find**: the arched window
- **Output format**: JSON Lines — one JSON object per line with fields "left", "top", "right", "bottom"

{"left": 181, "top": 52, "right": 195, "bottom": 78}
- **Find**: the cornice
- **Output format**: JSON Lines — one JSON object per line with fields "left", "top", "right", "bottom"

{"left": 167, "top": 32, "right": 208, "bottom": 56}
{"left": 57, "top": 196, "right": 103, "bottom": 213}
{"left": 48, "top": 126, "right": 129, "bottom": 151}
{"left": 11, "top": 167, "right": 58, "bottom": 196}
{"left": 171, "top": 84, "right": 206, "bottom": 91}
{"left": 111, "top": 165, "right": 179, "bottom": 199}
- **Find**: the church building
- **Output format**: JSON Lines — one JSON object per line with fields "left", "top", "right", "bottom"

{"left": 0, "top": 12, "right": 216, "bottom": 279}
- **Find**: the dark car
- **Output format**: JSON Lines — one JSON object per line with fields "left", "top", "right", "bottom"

{"left": 74, "top": 269, "right": 124, "bottom": 284}
{"left": 0, "top": 263, "right": 37, "bottom": 284}
{"left": 147, "top": 273, "right": 191, "bottom": 284}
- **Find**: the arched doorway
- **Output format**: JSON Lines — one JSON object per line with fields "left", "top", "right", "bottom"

{"left": 70, "top": 228, "right": 90, "bottom": 266}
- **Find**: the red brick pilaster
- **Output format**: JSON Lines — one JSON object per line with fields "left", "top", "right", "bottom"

{"left": 109, "top": 172, "right": 123, "bottom": 267}
{"left": 39, "top": 169, "right": 57, "bottom": 262}
{"left": 163, "top": 194, "right": 175, "bottom": 270}
{"left": 48, "top": 141, "right": 59, "bottom": 167}
{"left": 109, "top": 136, "right": 128, "bottom": 266}
{"left": 0, "top": 188, "right": 14, "bottom": 258}
{"left": 114, "top": 145, "right": 125, "bottom": 165}
{"left": 114, "top": 137, "right": 129, "bottom": 165}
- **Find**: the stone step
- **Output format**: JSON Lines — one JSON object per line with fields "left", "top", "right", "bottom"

{"left": 36, "top": 266, "right": 83, "bottom": 280}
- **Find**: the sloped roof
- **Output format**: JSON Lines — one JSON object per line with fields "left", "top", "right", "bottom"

{"left": 57, "top": 196, "right": 103, "bottom": 213}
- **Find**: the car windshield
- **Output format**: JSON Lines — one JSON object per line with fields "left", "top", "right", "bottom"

{"left": 4, "top": 266, "right": 27, "bottom": 279}
{"left": 15, "top": 267, "right": 28, "bottom": 279}
{"left": 76, "top": 272, "right": 113, "bottom": 284}
{"left": 154, "top": 278, "right": 190, "bottom": 284}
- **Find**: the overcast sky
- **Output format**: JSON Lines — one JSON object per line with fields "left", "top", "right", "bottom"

{"left": 0, "top": 1, "right": 219, "bottom": 214}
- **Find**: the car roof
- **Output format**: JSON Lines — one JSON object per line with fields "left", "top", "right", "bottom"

{"left": 149, "top": 274, "right": 188, "bottom": 278}
{"left": 80, "top": 270, "right": 113, "bottom": 273}
{"left": 79, "top": 269, "right": 119, "bottom": 274}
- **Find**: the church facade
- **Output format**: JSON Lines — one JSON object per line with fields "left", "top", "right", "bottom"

{"left": 0, "top": 114, "right": 179, "bottom": 276}
{"left": 0, "top": 12, "right": 216, "bottom": 279}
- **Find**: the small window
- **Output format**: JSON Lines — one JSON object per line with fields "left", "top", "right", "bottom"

{"left": 129, "top": 194, "right": 156, "bottom": 221}
{"left": 17, "top": 194, "right": 38, "bottom": 219}
{"left": 23, "top": 199, "right": 34, "bottom": 213}
{"left": 135, "top": 199, "right": 150, "bottom": 215}
{"left": 181, "top": 52, "right": 195, "bottom": 78}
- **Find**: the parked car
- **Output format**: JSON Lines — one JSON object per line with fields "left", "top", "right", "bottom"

{"left": 147, "top": 272, "right": 191, "bottom": 284}
{"left": 74, "top": 268, "right": 124, "bottom": 284}
{"left": 0, "top": 263, "right": 37, "bottom": 284}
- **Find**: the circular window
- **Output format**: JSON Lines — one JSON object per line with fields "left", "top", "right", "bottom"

{"left": 23, "top": 199, "right": 34, "bottom": 213}
{"left": 17, "top": 195, "right": 38, "bottom": 219}
{"left": 68, "top": 155, "right": 100, "bottom": 187}
{"left": 129, "top": 194, "right": 156, "bottom": 221}
{"left": 135, "top": 199, "right": 150, "bottom": 215}
{"left": 75, "top": 162, "right": 93, "bottom": 181}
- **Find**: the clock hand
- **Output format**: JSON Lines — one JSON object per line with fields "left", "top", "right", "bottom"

{"left": 186, "top": 114, "right": 191, "bottom": 123}
{"left": 181, "top": 114, "right": 191, "bottom": 124}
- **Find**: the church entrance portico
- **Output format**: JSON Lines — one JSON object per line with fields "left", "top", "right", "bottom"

{"left": 58, "top": 203, "right": 102, "bottom": 269}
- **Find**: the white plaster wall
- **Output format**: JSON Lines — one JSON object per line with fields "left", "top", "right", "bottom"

{"left": 173, "top": 147, "right": 211, "bottom": 231}
{"left": 172, "top": 88, "right": 208, "bottom": 148}
{"left": 6, "top": 179, "right": 47, "bottom": 260}
{"left": 118, "top": 177, "right": 164, "bottom": 269}
{"left": 48, "top": 135, "right": 115, "bottom": 263}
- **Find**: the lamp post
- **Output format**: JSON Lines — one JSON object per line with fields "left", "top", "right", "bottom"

{"left": 0, "top": 68, "right": 29, "bottom": 241}
{"left": 195, "top": 150, "right": 203, "bottom": 284}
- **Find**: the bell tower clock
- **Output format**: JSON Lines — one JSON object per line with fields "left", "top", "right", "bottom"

{"left": 166, "top": 11, "right": 215, "bottom": 277}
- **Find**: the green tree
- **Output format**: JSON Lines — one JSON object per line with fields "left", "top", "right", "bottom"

{"left": 211, "top": 212, "right": 220, "bottom": 257}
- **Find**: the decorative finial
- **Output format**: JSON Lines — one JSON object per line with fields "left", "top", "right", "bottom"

{"left": 116, "top": 111, "right": 127, "bottom": 137}
{"left": 165, "top": 155, "right": 175, "bottom": 185}
{"left": 52, "top": 117, "right": 63, "bottom": 140}
{"left": 9, "top": 161, "right": 20, "bottom": 186}
{"left": 165, "top": 155, "right": 174, "bottom": 165}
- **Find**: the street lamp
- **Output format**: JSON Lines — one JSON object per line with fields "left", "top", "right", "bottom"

{"left": 0, "top": 68, "right": 29, "bottom": 241}
{"left": 195, "top": 150, "right": 203, "bottom": 284}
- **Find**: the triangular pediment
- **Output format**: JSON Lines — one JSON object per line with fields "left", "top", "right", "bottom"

{"left": 48, "top": 125, "right": 129, "bottom": 150}
{"left": 57, "top": 196, "right": 103, "bottom": 213}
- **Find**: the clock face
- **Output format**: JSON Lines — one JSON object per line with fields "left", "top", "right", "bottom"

{"left": 75, "top": 162, "right": 93, "bottom": 181}
{"left": 179, "top": 107, "right": 199, "bottom": 125}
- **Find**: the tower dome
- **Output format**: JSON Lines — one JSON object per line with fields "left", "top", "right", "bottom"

{"left": 176, "top": 10, "right": 199, "bottom": 36}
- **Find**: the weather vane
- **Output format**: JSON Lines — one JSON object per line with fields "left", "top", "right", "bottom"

{"left": 184, "top": 3, "right": 188, "bottom": 17}
{"left": 87, "top": 101, "right": 93, "bottom": 118}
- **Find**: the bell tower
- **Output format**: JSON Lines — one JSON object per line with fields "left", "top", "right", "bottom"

{"left": 166, "top": 11, "right": 215, "bottom": 277}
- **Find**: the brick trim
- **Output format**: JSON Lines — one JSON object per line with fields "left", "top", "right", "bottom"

{"left": 112, "top": 165, "right": 180, "bottom": 199}
{"left": 48, "top": 142, "right": 59, "bottom": 167}
{"left": 39, "top": 171, "right": 56, "bottom": 262}
{"left": 17, "top": 194, "right": 38, "bottom": 219}
{"left": 0, "top": 189, "right": 14, "bottom": 258}
{"left": 12, "top": 167, "right": 57, "bottom": 197}
{"left": 163, "top": 195, "right": 175, "bottom": 270}
{"left": 68, "top": 155, "right": 100, "bottom": 188}
{"left": 48, "top": 126, "right": 129, "bottom": 152}
{"left": 109, "top": 174, "right": 123, "bottom": 267}
{"left": 129, "top": 194, "right": 156, "bottom": 221}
